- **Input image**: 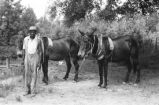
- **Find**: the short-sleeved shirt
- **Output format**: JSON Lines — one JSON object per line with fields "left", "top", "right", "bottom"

{"left": 23, "top": 35, "right": 39, "bottom": 54}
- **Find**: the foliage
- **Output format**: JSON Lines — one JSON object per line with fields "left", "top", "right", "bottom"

{"left": 0, "top": 0, "right": 37, "bottom": 57}
{"left": 49, "top": 0, "right": 159, "bottom": 26}
{"left": 49, "top": 0, "right": 96, "bottom": 27}
{"left": 116, "top": 0, "right": 159, "bottom": 15}
{"left": 19, "top": 7, "right": 37, "bottom": 35}
{"left": 0, "top": 0, "right": 23, "bottom": 45}
{"left": 0, "top": 0, "right": 37, "bottom": 46}
{"left": 37, "top": 17, "right": 52, "bottom": 35}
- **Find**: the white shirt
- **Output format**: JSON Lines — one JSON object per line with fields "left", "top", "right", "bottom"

{"left": 23, "top": 35, "right": 39, "bottom": 54}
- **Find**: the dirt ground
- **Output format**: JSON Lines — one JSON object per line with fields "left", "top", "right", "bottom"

{"left": 0, "top": 60, "right": 159, "bottom": 105}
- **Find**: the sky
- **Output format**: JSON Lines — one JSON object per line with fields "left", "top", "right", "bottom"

{"left": 21, "top": 0, "right": 49, "bottom": 19}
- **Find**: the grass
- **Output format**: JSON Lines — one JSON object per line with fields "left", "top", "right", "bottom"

{"left": 0, "top": 84, "right": 15, "bottom": 98}
{"left": 0, "top": 66, "right": 23, "bottom": 80}
{"left": 48, "top": 88, "right": 53, "bottom": 93}
{"left": 0, "top": 59, "right": 23, "bottom": 98}
{"left": 139, "top": 48, "right": 159, "bottom": 69}
{"left": 15, "top": 95, "right": 22, "bottom": 102}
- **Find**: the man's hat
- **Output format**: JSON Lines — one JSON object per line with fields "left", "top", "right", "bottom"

{"left": 29, "top": 26, "right": 37, "bottom": 31}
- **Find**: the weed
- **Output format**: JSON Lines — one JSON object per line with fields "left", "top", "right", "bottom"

{"left": 0, "top": 84, "right": 15, "bottom": 98}
{"left": 15, "top": 95, "right": 22, "bottom": 102}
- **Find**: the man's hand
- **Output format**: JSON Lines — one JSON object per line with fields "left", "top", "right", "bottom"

{"left": 21, "top": 61, "right": 24, "bottom": 65}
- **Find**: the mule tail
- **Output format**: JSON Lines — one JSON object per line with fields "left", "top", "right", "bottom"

{"left": 40, "top": 37, "right": 45, "bottom": 63}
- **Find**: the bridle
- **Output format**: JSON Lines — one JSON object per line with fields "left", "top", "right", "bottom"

{"left": 84, "top": 34, "right": 110, "bottom": 60}
{"left": 82, "top": 35, "right": 96, "bottom": 57}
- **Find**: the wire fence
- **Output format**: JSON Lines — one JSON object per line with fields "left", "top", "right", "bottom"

{"left": 0, "top": 57, "right": 22, "bottom": 69}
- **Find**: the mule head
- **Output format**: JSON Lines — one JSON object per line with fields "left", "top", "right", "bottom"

{"left": 16, "top": 36, "right": 24, "bottom": 58}
{"left": 78, "top": 29, "right": 96, "bottom": 58}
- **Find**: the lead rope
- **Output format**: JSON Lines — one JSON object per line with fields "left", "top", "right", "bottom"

{"left": 78, "top": 37, "right": 93, "bottom": 70}
{"left": 109, "top": 55, "right": 113, "bottom": 77}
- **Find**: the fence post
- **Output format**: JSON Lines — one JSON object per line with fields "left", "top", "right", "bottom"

{"left": 6, "top": 57, "right": 10, "bottom": 69}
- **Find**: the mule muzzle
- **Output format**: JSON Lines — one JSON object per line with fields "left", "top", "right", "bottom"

{"left": 17, "top": 50, "right": 23, "bottom": 58}
{"left": 78, "top": 51, "right": 86, "bottom": 59}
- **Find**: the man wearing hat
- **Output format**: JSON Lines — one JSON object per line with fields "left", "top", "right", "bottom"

{"left": 23, "top": 26, "right": 43, "bottom": 95}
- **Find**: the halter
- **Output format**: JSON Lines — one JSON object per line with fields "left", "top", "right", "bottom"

{"left": 89, "top": 35, "right": 105, "bottom": 60}
{"left": 81, "top": 35, "right": 94, "bottom": 57}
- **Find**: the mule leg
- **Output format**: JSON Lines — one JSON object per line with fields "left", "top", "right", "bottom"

{"left": 72, "top": 57, "right": 79, "bottom": 82}
{"left": 103, "top": 60, "right": 108, "bottom": 88}
{"left": 133, "top": 60, "right": 140, "bottom": 83}
{"left": 63, "top": 58, "right": 71, "bottom": 80}
{"left": 97, "top": 60, "right": 104, "bottom": 87}
{"left": 136, "top": 66, "right": 140, "bottom": 83}
{"left": 124, "top": 61, "right": 132, "bottom": 83}
{"left": 42, "top": 57, "right": 49, "bottom": 85}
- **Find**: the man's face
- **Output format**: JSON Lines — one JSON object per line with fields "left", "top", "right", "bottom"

{"left": 29, "top": 30, "right": 36, "bottom": 39}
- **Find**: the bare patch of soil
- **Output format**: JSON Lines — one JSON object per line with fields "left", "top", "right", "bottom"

{"left": 0, "top": 60, "right": 159, "bottom": 105}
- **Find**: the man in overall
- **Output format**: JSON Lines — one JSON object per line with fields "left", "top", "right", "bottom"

{"left": 23, "top": 26, "right": 43, "bottom": 95}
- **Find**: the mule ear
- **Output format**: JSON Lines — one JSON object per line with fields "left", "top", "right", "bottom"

{"left": 78, "top": 29, "right": 85, "bottom": 36}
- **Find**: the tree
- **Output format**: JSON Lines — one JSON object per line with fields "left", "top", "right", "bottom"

{"left": 49, "top": 0, "right": 95, "bottom": 27}
{"left": 0, "top": 0, "right": 23, "bottom": 45}
{"left": 20, "top": 7, "right": 37, "bottom": 35}
{"left": 48, "top": 0, "right": 159, "bottom": 27}
{"left": 37, "top": 17, "right": 52, "bottom": 35}
{"left": 0, "top": 0, "right": 37, "bottom": 45}
{"left": 116, "top": 0, "right": 159, "bottom": 16}
{"left": 97, "top": 0, "right": 117, "bottom": 21}
{"left": 0, "top": 0, "right": 38, "bottom": 58}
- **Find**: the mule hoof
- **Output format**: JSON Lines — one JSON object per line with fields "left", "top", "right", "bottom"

{"left": 63, "top": 77, "right": 68, "bottom": 80}
{"left": 30, "top": 93, "right": 37, "bottom": 97}
{"left": 128, "top": 82, "right": 133, "bottom": 85}
{"left": 98, "top": 84, "right": 102, "bottom": 87}
{"left": 102, "top": 85, "right": 107, "bottom": 89}
{"left": 135, "top": 80, "right": 140, "bottom": 84}
{"left": 23, "top": 91, "right": 31, "bottom": 96}
{"left": 42, "top": 79, "right": 48, "bottom": 85}
{"left": 74, "top": 78, "right": 78, "bottom": 82}
{"left": 133, "top": 83, "right": 138, "bottom": 86}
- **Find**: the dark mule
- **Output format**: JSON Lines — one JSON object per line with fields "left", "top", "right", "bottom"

{"left": 78, "top": 30, "right": 140, "bottom": 88}
{"left": 16, "top": 36, "right": 80, "bottom": 84}
{"left": 41, "top": 37, "right": 80, "bottom": 83}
